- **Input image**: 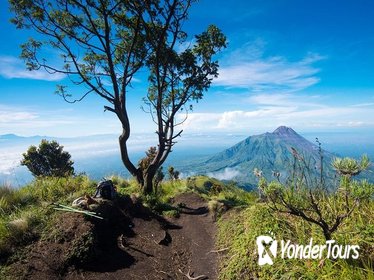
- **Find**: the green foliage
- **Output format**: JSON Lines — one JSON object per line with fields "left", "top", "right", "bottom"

{"left": 155, "top": 179, "right": 188, "bottom": 204}
{"left": 168, "top": 166, "right": 180, "bottom": 181}
{"left": 332, "top": 154, "right": 370, "bottom": 177}
{"left": 9, "top": 0, "right": 227, "bottom": 195}
{"left": 217, "top": 202, "right": 374, "bottom": 280}
{"left": 5, "top": 172, "right": 370, "bottom": 279}
{"left": 21, "top": 139, "right": 74, "bottom": 177}
{"left": 260, "top": 154, "right": 374, "bottom": 240}
{"left": 22, "top": 175, "right": 96, "bottom": 203}
{"left": 186, "top": 176, "right": 256, "bottom": 207}
{"left": 217, "top": 153, "right": 374, "bottom": 279}
{"left": 0, "top": 187, "right": 35, "bottom": 215}
{"left": 138, "top": 147, "right": 158, "bottom": 172}
{"left": 154, "top": 166, "right": 165, "bottom": 191}
{"left": 0, "top": 205, "right": 48, "bottom": 261}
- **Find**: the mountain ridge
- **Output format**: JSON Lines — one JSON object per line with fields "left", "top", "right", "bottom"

{"left": 182, "top": 126, "right": 336, "bottom": 189}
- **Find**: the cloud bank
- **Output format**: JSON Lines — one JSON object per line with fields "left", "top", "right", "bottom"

{"left": 179, "top": 94, "right": 374, "bottom": 132}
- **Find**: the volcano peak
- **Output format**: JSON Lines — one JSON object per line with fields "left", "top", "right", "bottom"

{"left": 273, "top": 126, "right": 298, "bottom": 136}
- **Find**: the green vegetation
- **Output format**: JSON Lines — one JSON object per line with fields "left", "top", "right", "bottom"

{"left": 168, "top": 166, "right": 180, "bottom": 181}
{"left": 186, "top": 176, "right": 256, "bottom": 207}
{"left": 110, "top": 174, "right": 255, "bottom": 218}
{"left": 332, "top": 154, "right": 370, "bottom": 177}
{"left": 21, "top": 139, "right": 75, "bottom": 177}
{"left": 0, "top": 161, "right": 372, "bottom": 280}
{"left": 217, "top": 201, "right": 374, "bottom": 280}
{"left": 0, "top": 174, "right": 253, "bottom": 271}
{"left": 259, "top": 152, "right": 373, "bottom": 240}
{"left": 216, "top": 154, "right": 374, "bottom": 279}
{"left": 10, "top": 0, "right": 227, "bottom": 194}
{"left": 0, "top": 176, "right": 95, "bottom": 263}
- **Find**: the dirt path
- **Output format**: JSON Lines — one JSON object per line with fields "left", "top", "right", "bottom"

{"left": 6, "top": 193, "right": 218, "bottom": 280}
{"left": 170, "top": 192, "right": 217, "bottom": 280}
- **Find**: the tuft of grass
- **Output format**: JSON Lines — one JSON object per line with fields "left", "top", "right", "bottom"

{"left": 109, "top": 175, "right": 143, "bottom": 197}
{"left": 0, "top": 206, "right": 48, "bottom": 262}
{"left": 22, "top": 175, "right": 96, "bottom": 203}
{"left": 208, "top": 199, "right": 226, "bottom": 221}
{"left": 156, "top": 179, "right": 188, "bottom": 204}
{"left": 0, "top": 186, "right": 35, "bottom": 214}
{"left": 0, "top": 221, "right": 10, "bottom": 258}
{"left": 7, "top": 218, "right": 29, "bottom": 238}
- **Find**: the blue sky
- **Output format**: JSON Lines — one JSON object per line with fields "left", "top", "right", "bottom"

{"left": 0, "top": 0, "right": 374, "bottom": 137}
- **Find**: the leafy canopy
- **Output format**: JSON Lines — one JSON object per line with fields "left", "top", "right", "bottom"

{"left": 9, "top": 0, "right": 227, "bottom": 193}
{"left": 21, "top": 140, "right": 74, "bottom": 177}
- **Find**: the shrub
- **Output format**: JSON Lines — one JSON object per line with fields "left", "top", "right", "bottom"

{"left": 21, "top": 139, "right": 74, "bottom": 177}
{"left": 260, "top": 151, "right": 374, "bottom": 241}
{"left": 168, "top": 166, "right": 180, "bottom": 181}
{"left": 217, "top": 202, "right": 374, "bottom": 280}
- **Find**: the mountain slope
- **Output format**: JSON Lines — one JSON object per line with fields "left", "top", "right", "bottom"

{"left": 186, "top": 126, "right": 336, "bottom": 189}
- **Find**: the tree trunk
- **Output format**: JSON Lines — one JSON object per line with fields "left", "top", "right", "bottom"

{"left": 118, "top": 131, "right": 144, "bottom": 184}
{"left": 143, "top": 165, "right": 157, "bottom": 194}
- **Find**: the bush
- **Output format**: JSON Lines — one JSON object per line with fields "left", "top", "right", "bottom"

{"left": 259, "top": 153, "right": 373, "bottom": 240}
{"left": 216, "top": 202, "right": 374, "bottom": 280}
{"left": 21, "top": 139, "right": 74, "bottom": 177}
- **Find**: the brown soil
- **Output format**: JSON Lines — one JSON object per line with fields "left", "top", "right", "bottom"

{"left": 5, "top": 192, "right": 218, "bottom": 280}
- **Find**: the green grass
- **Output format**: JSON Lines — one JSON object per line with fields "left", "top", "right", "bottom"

{"left": 216, "top": 201, "right": 374, "bottom": 280}
{"left": 113, "top": 175, "right": 256, "bottom": 217}
{"left": 186, "top": 175, "right": 256, "bottom": 206}
{"left": 3, "top": 173, "right": 371, "bottom": 279}
{"left": 0, "top": 175, "right": 97, "bottom": 263}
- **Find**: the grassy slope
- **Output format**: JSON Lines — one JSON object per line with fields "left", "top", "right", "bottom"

{"left": 0, "top": 175, "right": 373, "bottom": 279}
{"left": 0, "top": 176, "right": 96, "bottom": 266}
{"left": 216, "top": 201, "right": 374, "bottom": 280}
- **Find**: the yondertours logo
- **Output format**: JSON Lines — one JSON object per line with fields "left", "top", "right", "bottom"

{"left": 256, "top": 235, "right": 360, "bottom": 266}
{"left": 256, "top": 235, "right": 278, "bottom": 265}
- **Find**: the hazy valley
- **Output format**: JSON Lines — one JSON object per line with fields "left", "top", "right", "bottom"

{"left": 2, "top": 127, "right": 373, "bottom": 188}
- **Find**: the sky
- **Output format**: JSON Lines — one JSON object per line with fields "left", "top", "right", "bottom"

{"left": 1, "top": 0, "right": 374, "bottom": 138}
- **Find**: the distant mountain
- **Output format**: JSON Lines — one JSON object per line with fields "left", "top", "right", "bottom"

{"left": 182, "top": 126, "right": 337, "bottom": 189}
{"left": 0, "top": 134, "right": 46, "bottom": 144}
{"left": 0, "top": 134, "right": 22, "bottom": 139}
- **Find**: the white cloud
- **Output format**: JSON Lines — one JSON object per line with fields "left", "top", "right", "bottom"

{"left": 216, "top": 57, "right": 321, "bottom": 91}
{"left": 180, "top": 93, "right": 374, "bottom": 132}
{"left": 0, "top": 104, "right": 43, "bottom": 125}
{"left": 0, "top": 104, "right": 80, "bottom": 136}
{"left": 207, "top": 168, "right": 241, "bottom": 181}
{"left": 351, "top": 102, "right": 374, "bottom": 107}
{"left": 215, "top": 41, "right": 324, "bottom": 92}
{"left": 0, "top": 110, "right": 38, "bottom": 123}
{"left": 0, "top": 56, "right": 64, "bottom": 81}
{"left": 247, "top": 93, "right": 325, "bottom": 108}
{"left": 0, "top": 147, "right": 23, "bottom": 174}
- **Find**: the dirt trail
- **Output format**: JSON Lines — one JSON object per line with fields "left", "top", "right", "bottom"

{"left": 170, "top": 192, "right": 217, "bottom": 280}
{"left": 7, "top": 192, "right": 218, "bottom": 280}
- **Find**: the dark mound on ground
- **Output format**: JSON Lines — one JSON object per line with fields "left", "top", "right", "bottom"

{"left": 5, "top": 193, "right": 218, "bottom": 280}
